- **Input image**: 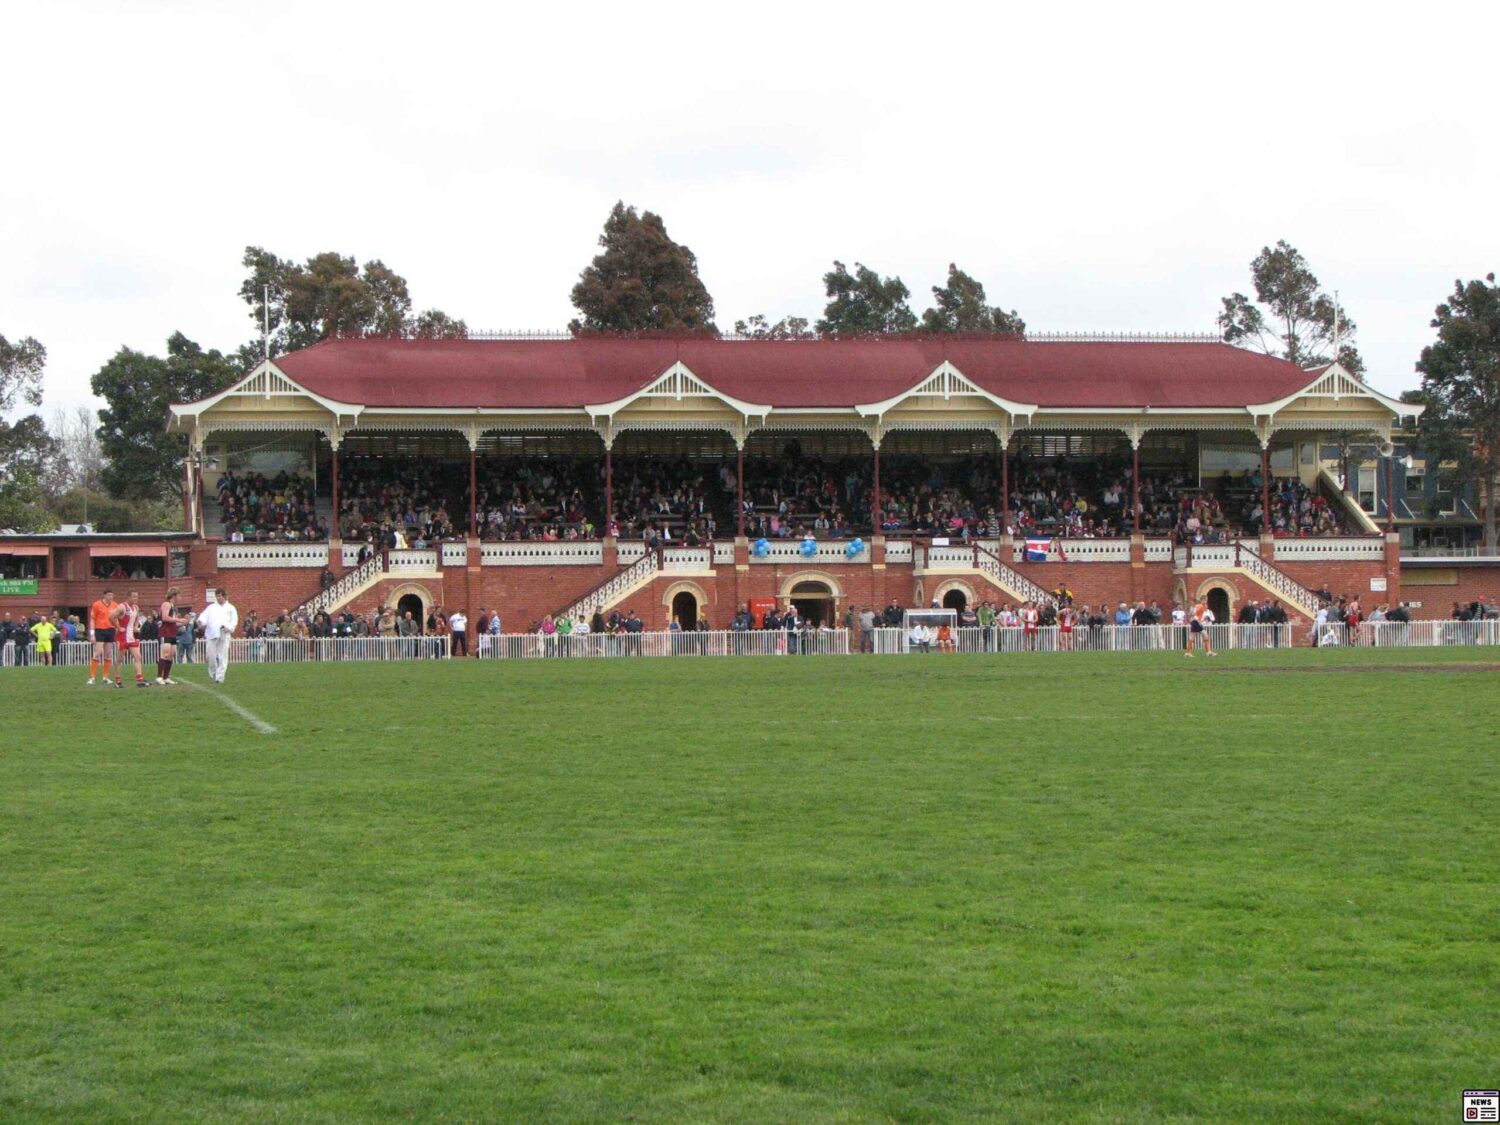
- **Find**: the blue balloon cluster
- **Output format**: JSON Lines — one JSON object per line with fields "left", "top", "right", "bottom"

{"left": 845, "top": 537, "right": 865, "bottom": 559}
{"left": 799, "top": 538, "right": 818, "bottom": 557}
{"left": 752, "top": 538, "right": 771, "bottom": 558}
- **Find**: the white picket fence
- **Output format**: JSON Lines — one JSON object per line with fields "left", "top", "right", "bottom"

{"left": 8, "top": 620, "right": 1500, "bottom": 668}
{"left": 479, "top": 629, "right": 852, "bottom": 659}
{"left": 865, "top": 624, "right": 1291, "bottom": 654}
{"left": 0, "top": 637, "right": 449, "bottom": 667}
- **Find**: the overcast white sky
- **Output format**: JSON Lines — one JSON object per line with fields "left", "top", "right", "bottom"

{"left": 5, "top": 1, "right": 1497, "bottom": 416}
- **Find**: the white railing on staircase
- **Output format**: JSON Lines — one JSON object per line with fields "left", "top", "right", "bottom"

{"left": 974, "top": 545, "right": 1057, "bottom": 606}
{"left": 1235, "top": 541, "right": 1322, "bottom": 618}
{"left": 560, "top": 549, "right": 662, "bottom": 622}
{"left": 1320, "top": 466, "right": 1382, "bottom": 534}
{"left": 296, "top": 552, "right": 386, "bottom": 618}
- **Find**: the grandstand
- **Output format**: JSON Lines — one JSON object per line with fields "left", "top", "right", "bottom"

{"left": 2, "top": 335, "right": 1444, "bottom": 637}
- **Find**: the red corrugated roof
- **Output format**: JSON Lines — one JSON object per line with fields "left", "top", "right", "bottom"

{"left": 269, "top": 337, "right": 1316, "bottom": 411}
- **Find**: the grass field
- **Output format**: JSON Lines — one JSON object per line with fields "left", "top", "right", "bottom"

{"left": 1, "top": 649, "right": 1497, "bottom": 1123}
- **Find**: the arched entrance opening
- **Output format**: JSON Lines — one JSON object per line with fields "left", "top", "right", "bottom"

{"left": 397, "top": 592, "right": 426, "bottom": 630}
{"left": 789, "top": 580, "right": 834, "bottom": 626}
{"left": 941, "top": 588, "right": 968, "bottom": 614}
{"left": 670, "top": 590, "right": 698, "bottom": 630}
{"left": 1206, "top": 587, "right": 1231, "bottom": 624}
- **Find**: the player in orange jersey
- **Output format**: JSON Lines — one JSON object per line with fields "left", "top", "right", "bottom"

{"left": 87, "top": 588, "right": 118, "bottom": 685}
{"left": 110, "top": 591, "right": 149, "bottom": 687}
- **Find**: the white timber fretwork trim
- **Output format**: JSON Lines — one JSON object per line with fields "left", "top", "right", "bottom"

{"left": 1247, "top": 363, "right": 1421, "bottom": 422}
{"left": 585, "top": 361, "right": 772, "bottom": 421}
{"left": 168, "top": 359, "right": 365, "bottom": 429}
{"left": 856, "top": 362, "right": 1038, "bottom": 422}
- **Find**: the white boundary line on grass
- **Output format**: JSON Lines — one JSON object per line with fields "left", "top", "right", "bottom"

{"left": 180, "top": 679, "right": 278, "bottom": 735}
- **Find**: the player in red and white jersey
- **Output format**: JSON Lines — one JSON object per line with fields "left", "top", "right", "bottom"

{"left": 110, "top": 591, "right": 148, "bottom": 687}
{"left": 1021, "top": 601, "right": 1040, "bottom": 652}
{"left": 156, "top": 587, "right": 188, "bottom": 685}
{"left": 1058, "top": 604, "right": 1076, "bottom": 651}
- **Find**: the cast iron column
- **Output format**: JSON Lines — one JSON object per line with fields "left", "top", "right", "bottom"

{"left": 871, "top": 445, "right": 881, "bottom": 533}
{"left": 330, "top": 445, "right": 340, "bottom": 537}
{"left": 604, "top": 447, "right": 614, "bottom": 535}
{"left": 1131, "top": 442, "right": 1141, "bottom": 533}
{"left": 468, "top": 447, "right": 478, "bottom": 539}
{"left": 736, "top": 446, "right": 745, "bottom": 538}
{"left": 1001, "top": 441, "right": 1010, "bottom": 535}
{"left": 1261, "top": 445, "right": 1272, "bottom": 535}
{"left": 1385, "top": 451, "right": 1397, "bottom": 531}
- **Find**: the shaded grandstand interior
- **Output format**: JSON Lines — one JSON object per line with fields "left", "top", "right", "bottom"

{"left": 207, "top": 428, "right": 1361, "bottom": 544}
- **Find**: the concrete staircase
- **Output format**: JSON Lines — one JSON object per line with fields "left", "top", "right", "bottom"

{"left": 916, "top": 543, "right": 1058, "bottom": 606}
{"left": 292, "top": 552, "right": 387, "bottom": 618}
{"left": 557, "top": 548, "right": 663, "bottom": 621}
{"left": 1177, "top": 541, "right": 1322, "bottom": 620}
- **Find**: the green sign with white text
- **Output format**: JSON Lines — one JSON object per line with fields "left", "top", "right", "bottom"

{"left": 0, "top": 579, "right": 40, "bottom": 595}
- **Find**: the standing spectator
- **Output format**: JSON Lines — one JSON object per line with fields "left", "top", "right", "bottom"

{"left": 449, "top": 609, "right": 468, "bottom": 657}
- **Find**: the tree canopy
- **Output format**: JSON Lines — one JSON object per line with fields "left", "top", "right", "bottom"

{"left": 1218, "top": 240, "right": 1363, "bottom": 377}
{"left": 239, "top": 247, "right": 467, "bottom": 365}
{"left": 93, "top": 332, "right": 240, "bottom": 502}
{"left": 816, "top": 262, "right": 917, "bottom": 337}
{"left": 731, "top": 314, "right": 815, "bottom": 340}
{"left": 0, "top": 334, "right": 58, "bottom": 532}
{"left": 570, "top": 203, "right": 717, "bottom": 334}
{"left": 1414, "top": 273, "right": 1500, "bottom": 548}
{"left": 921, "top": 264, "right": 1025, "bottom": 335}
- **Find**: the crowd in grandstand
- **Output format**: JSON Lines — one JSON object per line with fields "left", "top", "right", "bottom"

{"left": 218, "top": 471, "right": 326, "bottom": 541}
{"left": 214, "top": 452, "right": 1361, "bottom": 548}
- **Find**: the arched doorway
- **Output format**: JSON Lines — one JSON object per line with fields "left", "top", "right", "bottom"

{"left": 397, "top": 593, "right": 426, "bottom": 631}
{"left": 1206, "top": 587, "right": 1231, "bottom": 624}
{"left": 941, "top": 588, "right": 968, "bottom": 614}
{"left": 670, "top": 590, "right": 698, "bottom": 630}
{"left": 789, "top": 580, "right": 834, "bottom": 626}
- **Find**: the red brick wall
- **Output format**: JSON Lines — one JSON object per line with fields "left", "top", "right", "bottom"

{"left": 1009, "top": 561, "right": 1177, "bottom": 612}
{"left": 1401, "top": 562, "right": 1500, "bottom": 619}
{"left": 1272, "top": 561, "right": 1389, "bottom": 607}
{"left": 36, "top": 543, "right": 1435, "bottom": 633}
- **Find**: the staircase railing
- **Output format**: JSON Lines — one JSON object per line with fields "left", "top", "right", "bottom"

{"left": 1234, "top": 541, "right": 1322, "bottom": 618}
{"left": 1318, "top": 466, "right": 1381, "bottom": 534}
{"left": 294, "top": 551, "right": 386, "bottom": 618}
{"left": 973, "top": 544, "right": 1057, "bottom": 606}
{"left": 560, "top": 548, "right": 662, "bottom": 622}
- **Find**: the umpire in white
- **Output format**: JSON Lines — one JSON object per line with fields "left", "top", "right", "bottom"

{"left": 197, "top": 587, "right": 239, "bottom": 683}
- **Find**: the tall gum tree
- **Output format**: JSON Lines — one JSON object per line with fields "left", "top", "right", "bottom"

{"left": 1218, "top": 240, "right": 1364, "bottom": 377}
{"left": 570, "top": 203, "right": 717, "bottom": 334}
{"left": 1415, "top": 273, "right": 1500, "bottom": 549}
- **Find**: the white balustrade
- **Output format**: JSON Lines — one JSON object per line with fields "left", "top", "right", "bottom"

{"left": 386, "top": 549, "right": 439, "bottom": 573}
{"left": 480, "top": 542, "right": 604, "bottom": 566}
{"left": 341, "top": 544, "right": 363, "bottom": 566}
{"left": 1186, "top": 545, "right": 1236, "bottom": 568}
{"left": 1270, "top": 537, "right": 1384, "bottom": 561}
{"left": 884, "top": 540, "right": 914, "bottom": 563}
{"left": 1055, "top": 539, "right": 1130, "bottom": 562}
{"left": 441, "top": 543, "right": 469, "bottom": 566}
{"left": 617, "top": 542, "right": 647, "bottom": 564}
{"left": 662, "top": 547, "right": 713, "bottom": 571}
{"left": 1144, "top": 539, "right": 1173, "bottom": 562}
{"left": 217, "top": 543, "right": 329, "bottom": 568}
{"left": 748, "top": 540, "right": 870, "bottom": 564}
{"left": 712, "top": 541, "right": 736, "bottom": 565}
